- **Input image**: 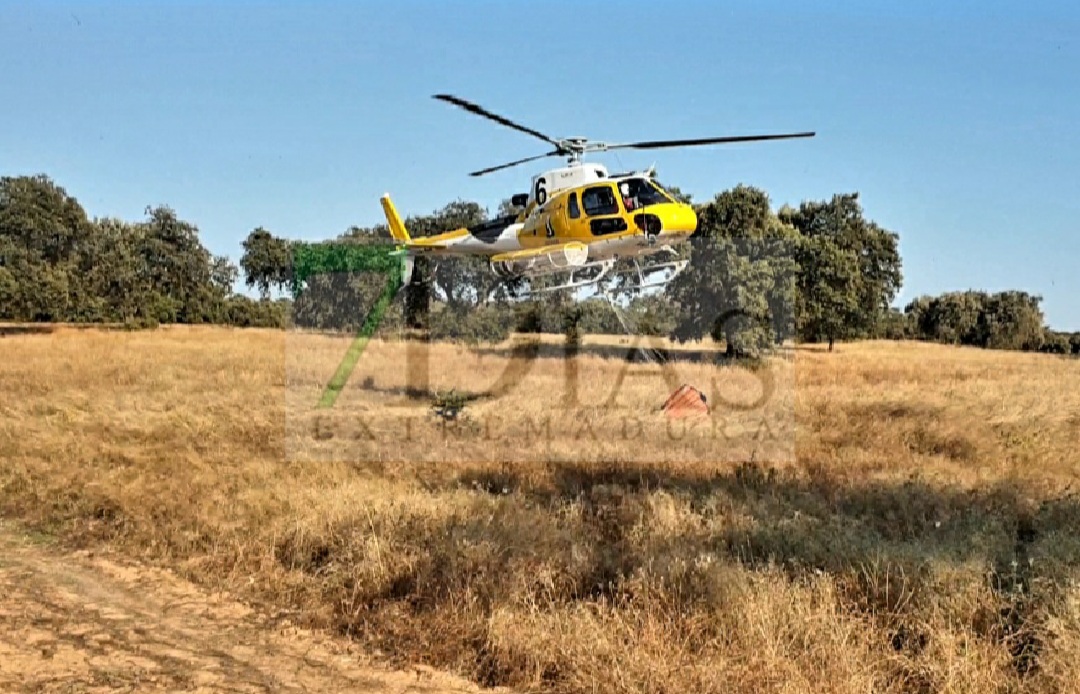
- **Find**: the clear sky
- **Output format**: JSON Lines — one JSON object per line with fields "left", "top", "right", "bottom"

{"left": 2, "top": 1, "right": 1078, "bottom": 329}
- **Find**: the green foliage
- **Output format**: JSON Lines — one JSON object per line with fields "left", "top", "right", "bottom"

{"left": 240, "top": 227, "right": 294, "bottom": 298}
{"left": 874, "top": 307, "right": 913, "bottom": 340}
{"left": 5, "top": 173, "right": 1066, "bottom": 355}
{"left": 0, "top": 174, "right": 87, "bottom": 321}
{"left": 497, "top": 197, "right": 525, "bottom": 219}
{"left": 667, "top": 185, "right": 798, "bottom": 357}
{"left": 659, "top": 182, "right": 693, "bottom": 204}
{"left": 429, "top": 388, "right": 487, "bottom": 440}
{"left": 406, "top": 202, "right": 496, "bottom": 319}
{"left": 905, "top": 290, "right": 1047, "bottom": 351}
{"left": 0, "top": 174, "right": 253, "bottom": 326}
{"left": 906, "top": 291, "right": 982, "bottom": 345}
{"left": 506, "top": 298, "right": 625, "bottom": 337}
{"left": 780, "top": 193, "right": 903, "bottom": 349}
{"left": 224, "top": 296, "right": 291, "bottom": 328}
{"left": 627, "top": 294, "right": 679, "bottom": 336}
{"left": 792, "top": 234, "right": 862, "bottom": 350}
{"left": 289, "top": 239, "right": 405, "bottom": 294}
{"left": 291, "top": 271, "right": 405, "bottom": 335}
{"left": 562, "top": 304, "right": 584, "bottom": 347}
{"left": 981, "top": 291, "right": 1046, "bottom": 351}
{"left": 427, "top": 303, "right": 512, "bottom": 344}
{"left": 431, "top": 389, "right": 469, "bottom": 421}
{"left": 1040, "top": 331, "right": 1070, "bottom": 355}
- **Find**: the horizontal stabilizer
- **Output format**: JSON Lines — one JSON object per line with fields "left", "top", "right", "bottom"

{"left": 402, "top": 242, "right": 448, "bottom": 252}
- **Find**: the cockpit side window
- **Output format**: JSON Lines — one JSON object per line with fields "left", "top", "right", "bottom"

{"left": 568, "top": 192, "right": 581, "bottom": 219}
{"left": 582, "top": 185, "right": 619, "bottom": 216}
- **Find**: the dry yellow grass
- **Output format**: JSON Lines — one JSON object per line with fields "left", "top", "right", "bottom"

{"left": 2, "top": 325, "right": 1080, "bottom": 693}
{"left": 283, "top": 329, "right": 793, "bottom": 466}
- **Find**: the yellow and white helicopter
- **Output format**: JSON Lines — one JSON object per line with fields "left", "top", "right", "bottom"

{"left": 380, "top": 94, "right": 814, "bottom": 294}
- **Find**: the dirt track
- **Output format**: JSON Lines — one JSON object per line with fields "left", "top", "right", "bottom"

{"left": 0, "top": 521, "right": 501, "bottom": 693}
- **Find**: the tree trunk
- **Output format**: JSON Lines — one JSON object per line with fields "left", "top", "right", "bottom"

{"left": 404, "top": 258, "right": 430, "bottom": 329}
{"left": 828, "top": 336, "right": 835, "bottom": 352}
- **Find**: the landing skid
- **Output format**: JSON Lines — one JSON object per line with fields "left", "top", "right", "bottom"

{"left": 613, "top": 257, "right": 689, "bottom": 293}
{"left": 592, "top": 246, "right": 689, "bottom": 296}
{"left": 494, "top": 259, "right": 615, "bottom": 301}
{"left": 532, "top": 259, "right": 616, "bottom": 294}
{"left": 497, "top": 249, "right": 689, "bottom": 300}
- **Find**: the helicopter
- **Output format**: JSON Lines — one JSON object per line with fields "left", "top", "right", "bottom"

{"left": 379, "top": 94, "right": 814, "bottom": 295}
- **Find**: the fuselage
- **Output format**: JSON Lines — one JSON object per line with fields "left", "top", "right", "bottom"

{"left": 412, "top": 175, "right": 697, "bottom": 264}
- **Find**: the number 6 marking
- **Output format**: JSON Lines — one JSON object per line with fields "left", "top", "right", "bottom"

{"left": 534, "top": 176, "right": 547, "bottom": 205}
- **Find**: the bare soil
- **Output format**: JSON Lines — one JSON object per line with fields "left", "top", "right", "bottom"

{"left": 0, "top": 521, "right": 505, "bottom": 693}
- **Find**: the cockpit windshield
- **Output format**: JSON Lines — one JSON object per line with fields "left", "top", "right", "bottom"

{"left": 649, "top": 180, "right": 678, "bottom": 202}
{"left": 617, "top": 177, "right": 673, "bottom": 210}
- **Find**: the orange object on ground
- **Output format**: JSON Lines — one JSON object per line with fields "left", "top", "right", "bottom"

{"left": 661, "top": 384, "right": 709, "bottom": 418}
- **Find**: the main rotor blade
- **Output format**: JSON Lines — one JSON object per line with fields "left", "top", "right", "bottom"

{"left": 434, "top": 94, "right": 562, "bottom": 149}
{"left": 605, "top": 132, "right": 816, "bottom": 151}
{"left": 469, "top": 150, "right": 562, "bottom": 177}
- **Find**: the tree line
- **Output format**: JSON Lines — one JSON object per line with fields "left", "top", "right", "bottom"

{"left": 897, "top": 290, "right": 1078, "bottom": 354}
{"left": 2, "top": 173, "right": 1075, "bottom": 356}
{"left": 0, "top": 175, "right": 287, "bottom": 328}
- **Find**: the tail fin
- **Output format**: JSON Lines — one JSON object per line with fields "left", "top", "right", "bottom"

{"left": 380, "top": 194, "right": 411, "bottom": 242}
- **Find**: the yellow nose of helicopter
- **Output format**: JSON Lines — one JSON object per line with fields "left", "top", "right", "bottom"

{"left": 651, "top": 202, "right": 697, "bottom": 237}
{"left": 671, "top": 203, "right": 698, "bottom": 235}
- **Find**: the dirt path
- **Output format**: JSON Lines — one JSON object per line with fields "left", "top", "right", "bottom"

{"left": 0, "top": 521, "right": 504, "bottom": 693}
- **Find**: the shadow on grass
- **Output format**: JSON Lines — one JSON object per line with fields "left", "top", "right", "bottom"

{"left": 470, "top": 340, "right": 779, "bottom": 365}
{"left": 0, "top": 323, "right": 133, "bottom": 337}
{"left": 276, "top": 459, "right": 1080, "bottom": 683}
{"left": 450, "top": 460, "right": 1080, "bottom": 678}
{"left": 0, "top": 325, "right": 58, "bottom": 336}
{"left": 456, "top": 460, "right": 1079, "bottom": 570}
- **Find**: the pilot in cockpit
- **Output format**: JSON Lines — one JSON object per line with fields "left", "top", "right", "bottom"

{"left": 620, "top": 182, "right": 638, "bottom": 211}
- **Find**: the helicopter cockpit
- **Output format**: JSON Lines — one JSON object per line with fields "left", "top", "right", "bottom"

{"left": 617, "top": 177, "right": 674, "bottom": 211}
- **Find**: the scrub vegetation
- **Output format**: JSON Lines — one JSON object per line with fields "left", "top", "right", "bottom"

{"left": 2, "top": 326, "right": 1079, "bottom": 693}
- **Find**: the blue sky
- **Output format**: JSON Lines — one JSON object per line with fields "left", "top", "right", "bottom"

{"left": 2, "top": 1, "right": 1078, "bottom": 329}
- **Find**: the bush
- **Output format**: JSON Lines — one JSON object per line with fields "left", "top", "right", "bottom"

{"left": 428, "top": 304, "right": 512, "bottom": 344}
{"left": 628, "top": 295, "right": 678, "bottom": 336}
{"left": 562, "top": 305, "right": 584, "bottom": 347}
{"left": 1040, "top": 331, "right": 1071, "bottom": 355}
{"left": 431, "top": 388, "right": 470, "bottom": 421}
{"left": 905, "top": 290, "right": 1048, "bottom": 352}
{"left": 291, "top": 272, "right": 404, "bottom": 334}
{"left": 876, "top": 308, "right": 912, "bottom": 340}
{"left": 224, "top": 296, "right": 290, "bottom": 328}
{"left": 121, "top": 315, "right": 160, "bottom": 331}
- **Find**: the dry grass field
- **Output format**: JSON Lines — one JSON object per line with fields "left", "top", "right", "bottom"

{"left": 2, "top": 325, "right": 1080, "bottom": 693}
